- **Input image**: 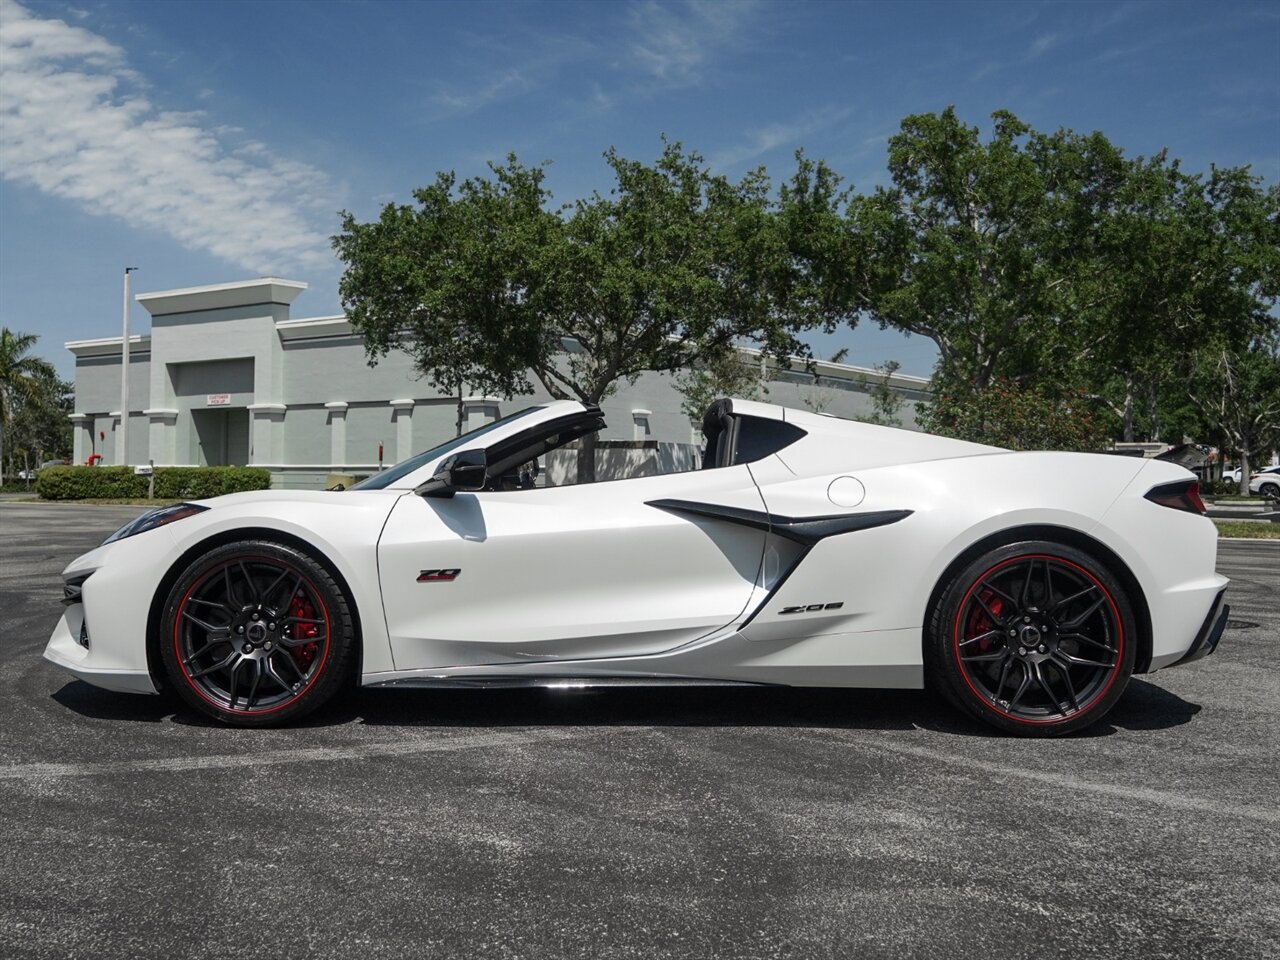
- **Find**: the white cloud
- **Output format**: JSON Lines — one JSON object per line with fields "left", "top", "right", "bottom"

{"left": 1028, "top": 32, "right": 1059, "bottom": 58}
{"left": 0, "top": 0, "right": 339, "bottom": 275}
{"left": 711, "top": 106, "right": 853, "bottom": 168}
{"left": 433, "top": 69, "right": 530, "bottom": 113}
{"left": 627, "top": 0, "right": 760, "bottom": 86}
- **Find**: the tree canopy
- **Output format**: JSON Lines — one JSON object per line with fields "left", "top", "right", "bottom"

{"left": 334, "top": 142, "right": 851, "bottom": 407}
{"left": 0, "top": 328, "right": 69, "bottom": 484}
{"left": 333, "top": 111, "right": 1280, "bottom": 472}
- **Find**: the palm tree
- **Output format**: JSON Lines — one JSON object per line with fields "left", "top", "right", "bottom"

{"left": 0, "top": 328, "right": 57, "bottom": 485}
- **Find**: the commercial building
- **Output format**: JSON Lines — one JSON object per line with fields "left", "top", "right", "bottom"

{"left": 68, "top": 277, "right": 932, "bottom": 488}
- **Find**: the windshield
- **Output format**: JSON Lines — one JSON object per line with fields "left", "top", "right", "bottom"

{"left": 350, "top": 406, "right": 545, "bottom": 490}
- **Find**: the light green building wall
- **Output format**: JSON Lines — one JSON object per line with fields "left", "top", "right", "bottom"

{"left": 68, "top": 277, "right": 931, "bottom": 488}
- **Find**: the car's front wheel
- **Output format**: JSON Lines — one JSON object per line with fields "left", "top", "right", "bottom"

{"left": 927, "top": 541, "right": 1137, "bottom": 736}
{"left": 159, "top": 540, "right": 356, "bottom": 726}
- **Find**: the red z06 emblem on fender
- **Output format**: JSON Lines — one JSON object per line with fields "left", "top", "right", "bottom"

{"left": 417, "top": 568, "right": 461, "bottom": 583}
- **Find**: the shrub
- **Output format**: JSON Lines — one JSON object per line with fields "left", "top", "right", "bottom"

{"left": 222, "top": 467, "right": 273, "bottom": 494}
{"left": 151, "top": 467, "right": 271, "bottom": 498}
{"left": 37, "top": 466, "right": 271, "bottom": 500}
{"left": 1205, "top": 479, "right": 1242, "bottom": 497}
{"left": 37, "top": 466, "right": 144, "bottom": 499}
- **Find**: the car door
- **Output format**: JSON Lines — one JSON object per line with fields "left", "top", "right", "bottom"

{"left": 377, "top": 465, "right": 768, "bottom": 671}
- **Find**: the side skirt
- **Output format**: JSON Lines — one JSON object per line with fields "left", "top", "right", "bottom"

{"left": 364, "top": 676, "right": 780, "bottom": 690}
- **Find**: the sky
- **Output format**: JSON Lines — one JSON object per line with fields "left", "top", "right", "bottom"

{"left": 1, "top": 0, "right": 1277, "bottom": 382}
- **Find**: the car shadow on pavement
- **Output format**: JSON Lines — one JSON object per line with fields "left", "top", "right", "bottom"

{"left": 50, "top": 681, "right": 176, "bottom": 722}
{"left": 1084, "top": 677, "right": 1202, "bottom": 734}
{"left": 50, "top": 676, "right": 1202, "bottom": 738}
{"left": 350, "top": 686, "right": 938, "bottom": 733}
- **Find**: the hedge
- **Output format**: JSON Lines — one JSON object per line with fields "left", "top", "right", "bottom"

{"left": 1205, "top": 479, "right": 1242, "bottom": 497}
{"left": 36, "top": 466, "right": 272, "bottom": 501}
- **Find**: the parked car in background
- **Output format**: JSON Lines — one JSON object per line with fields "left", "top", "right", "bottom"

{"left": 1249, "top": 466, "right": 1280, "bottom": 498}
{"left": 1223, "top": 467, "right": 1243, "bottom": 485}
{"left": 17, "top": 459, "right": 68, "bottom": 480}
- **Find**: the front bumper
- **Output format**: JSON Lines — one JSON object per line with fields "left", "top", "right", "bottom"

{"left": 44, "top": 603, "right": 158, "bottom": 695}
{"left": 1169, "top": 588, "right": 1229, "bottom": 669}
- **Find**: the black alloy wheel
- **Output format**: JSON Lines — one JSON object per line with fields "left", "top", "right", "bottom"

{"left": 928, "top": 540, "right": 1137, "bottom": 736}
{"left": 160, "top": 540, "right": 356, "bottom": 726}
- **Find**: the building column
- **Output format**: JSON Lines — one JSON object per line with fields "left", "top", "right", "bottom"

{"left": 145, "top": 408, "right": 178, "bottom": 466}
{"left": 462, "top": 396, "right": 500, "bottom": 432}
{"left": 69, "top": 414, "right": 92, "bottom": 465}
{"left": 390, "top": 399, "right": 414, "bottom": 462}
{"left": 108, "top": 412, "right": 123, "bottom": 465}
{"left": 325, "top": 402, "right": 348, "bottom": 468}
{"left": 247, "top": 403, "right": 287, "bottom": 466}
{"left": 631, "top": 409, "right": 652, "bottom": 441}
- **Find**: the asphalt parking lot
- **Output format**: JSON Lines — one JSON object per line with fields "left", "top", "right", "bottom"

{"left": 1, "top": 503, "right": 1277, "bottom": 960}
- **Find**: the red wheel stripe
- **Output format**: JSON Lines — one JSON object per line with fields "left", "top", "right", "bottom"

{"left": 952, "top": 554, "right": 1124, "bottom": 727}
{"left": 173, "top": 555, "right": 332, "bottom": 717}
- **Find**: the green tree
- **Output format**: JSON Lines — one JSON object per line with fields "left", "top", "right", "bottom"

{"left": 334, "top": 142, "right": 837, "bottom": 481}
{"left": 855, "top": 108, "right": 1103, "bottom": 390}
{"left": 857, "top": 360, "right": 905, "bottom": 427}
{"left": 1180, "top": 170, "right": 1280, "bottom": 486}
{"left": 334, "top": 159, "right": 557, "bottom": 436}
{"left": 1069, "top": 150, "right": 1187, "bottom": 442}
{"left": 673, "top": 345, "right": 765, "bottom": 424}
{"left": 849, "top": 107, "right": 1279, "bottom": 458}
{"left": 7, "top": 372, "right": 72, "bottom": 478}
{"left": 919, "top": 379, "right": 1109, "bottom": 451}
{"left": 1075, "top": 160, "right": 1280, "bottom": 444}
{"left": 0, "top": 328, "right": 58, "bottom": 485}
{"left": 797, "top": 347, "right": 850, "bottom": 414}
{"left": 1188, "top": 335, "right": 1280, "bottom": 494}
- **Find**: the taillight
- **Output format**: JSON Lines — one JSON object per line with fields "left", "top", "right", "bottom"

{"left": 1145, "top": 480, "right": 1207, "bottom": 515}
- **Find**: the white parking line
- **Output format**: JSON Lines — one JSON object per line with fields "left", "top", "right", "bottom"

{"left": 0, "top": 727, "right": 600, "bottom": 781}
{"left": 856, "top": 735, "right": 1280, "bottom": 826}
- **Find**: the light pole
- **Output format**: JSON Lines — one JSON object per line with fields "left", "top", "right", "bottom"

{"left": 120, "top": 266, "right": 138, "bottom": 466}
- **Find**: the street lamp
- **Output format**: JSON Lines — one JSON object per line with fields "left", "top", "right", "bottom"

{"left": 120, "top": 266, "right": 138, "bottom": 467}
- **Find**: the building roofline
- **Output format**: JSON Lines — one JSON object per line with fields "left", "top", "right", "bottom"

{"left": 277, "top": 315, "right": 355, "bottom": 340}
{"left": 734, "top": 344, "right": 932, "bottom": 387}
{"left": 279, "top": 315, "right": 349, "bottom": 326}
{"left": 136, "top": 277, "right": 308, "bottom": 317}
{"left": 66, "top": 334, "right": 151, "bottom": 358}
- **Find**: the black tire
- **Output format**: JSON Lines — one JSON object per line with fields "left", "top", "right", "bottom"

{"left": 926, "top": 540, "right": 1137, "bottom": 737}
{"left": 159, "top": 540, "right": 357, "bottom": 727}
{"left": 1260, "top": 482, "right": 1280, "bottom": 500}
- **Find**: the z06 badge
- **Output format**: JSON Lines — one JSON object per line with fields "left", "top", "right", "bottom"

{"left": 417, "top": 568, "right": 461, "bottom": 583}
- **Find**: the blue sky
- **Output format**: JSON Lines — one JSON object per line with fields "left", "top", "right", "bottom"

{"left": 2, "top": 0, "right": 1277, "bottom": 381}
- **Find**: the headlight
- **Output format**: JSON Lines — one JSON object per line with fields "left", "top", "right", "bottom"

{"left": 103, "top": 503, "right": 209, "bottom": 544}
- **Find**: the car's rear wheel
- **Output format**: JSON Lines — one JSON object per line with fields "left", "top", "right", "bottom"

{"left": 927, "top": 540, "right": 1136, "bottom": 736}
{"left": 160, "top": 540, "right": 356, "bottom": 726}
{"left": 1260, "top": 481, "right": 1280, "bottom": 500}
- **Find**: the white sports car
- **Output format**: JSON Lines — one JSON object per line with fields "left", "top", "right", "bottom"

{"left": 45, "top": 399, "right": 1229, "bottom": 735}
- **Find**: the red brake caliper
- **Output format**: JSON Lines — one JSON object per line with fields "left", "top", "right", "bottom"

{"left": 288, "top": 593, "right": 321, "bottom": 672}
{"left": 965, "top": 590, "right": 1003, "bottom": 653}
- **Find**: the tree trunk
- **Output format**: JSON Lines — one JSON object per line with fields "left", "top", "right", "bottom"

{"left": 1146, "top": 385, "right": 1160, "bottom": 443}
{"left": 455, "top": 377, "right": 464, "bottom": 438}
{"left": 0, "top": 420, "right": 5, "bottom": 486}
{"left": 1121, "top": 375, "right": 1135, "bottom": 443}
{"left": 575, "top": 430, "right": 597, "bottom": 485}
{"left": 1238, "top": 448, "right": 1251, "bottom": 496}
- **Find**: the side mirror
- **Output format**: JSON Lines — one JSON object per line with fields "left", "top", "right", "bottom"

{"left": 416, "top": 448, "right": 488, "bottom": 499}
